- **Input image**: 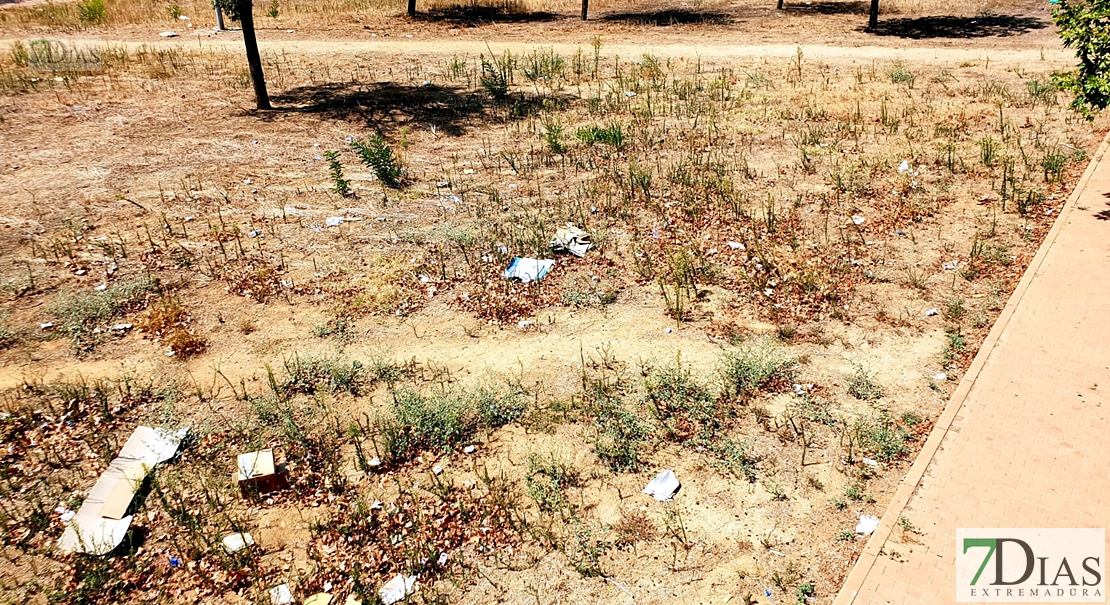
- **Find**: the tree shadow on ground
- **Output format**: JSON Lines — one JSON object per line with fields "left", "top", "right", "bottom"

{"left": 411, "top": 5, "right": 558, "bottom": 25}
{"left": 864, "top": 14, "right": 1047, "bottom": 39}
{"left": 266, "top": 81, "right": 558, "bottom": 136}
{"left": 782, "top": 1, "right": 869, "bottom": 15}
{"left": 1096, "top": 196, "right": 1110, "bottom": 221}
{"left": 600, "top": 9, "right": 733, "bottom": 25}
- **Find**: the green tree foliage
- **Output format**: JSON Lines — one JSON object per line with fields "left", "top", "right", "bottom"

{"left": 1053, "top": 0, "right": 1110, "bottom": 117}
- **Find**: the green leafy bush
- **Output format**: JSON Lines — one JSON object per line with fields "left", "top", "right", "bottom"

{"left": 1053, "top": 0, "right": 1110, "bottom": 117}
{"left": 350, "top": 135, "right": 404, "bottom": 189}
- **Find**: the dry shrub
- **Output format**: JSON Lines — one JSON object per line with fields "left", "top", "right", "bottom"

{"left": 222, "top": 258, "right": 282, "bottom": 302}
{"left": 614, "top": 509, "right": 656, "bottom": 548}
{"left": 164, "top": 329, "right": 207, "bottom": 358}
{"left": 139, "top": 298, "right": 207, "bottom": 358}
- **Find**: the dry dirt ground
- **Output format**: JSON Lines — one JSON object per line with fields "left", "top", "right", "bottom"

{"left": 0, "top": 0, "right": 1103, "bottom": 604}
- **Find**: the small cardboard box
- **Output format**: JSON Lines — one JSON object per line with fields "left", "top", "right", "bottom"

{"left": 235, "top": 449, "right": 287, "bottom": 496}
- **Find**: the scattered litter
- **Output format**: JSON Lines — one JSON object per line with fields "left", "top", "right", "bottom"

{"left": 898, "top": 159, "right": 911, "bottom": 174}
{"left": 549, "top": 223, "right": 592, "bottom": 257}
{"left": 925, "top": 308, "right": 939, "bottom": 317}
{"left": 169, "top": 555, "right": 182, "bottom": 567}
{"left": 624, "top": 91, "right": 637, "bottom": 98}
{"left": 325, "top": 216, "right": 345, "bottom": 227}
{"left": 75, "top": 269, "right": 87, "bottom": 275}
{"left": 436, "top": 181, "right": 450, "bottom": 188}
{"left": 896, "top": 230, "right": 906, "bottom": 236}
{"left": 94, "top": 283, "right": 108, "bottom": 291}
{"left": 765, "top": 589, "right": 780, "bottom": 605}
{"left": 437, "top": 552, "right": 449, "bottom": 565}
{"left": 247, "top": 229, "right": 261, "bottom": 238}
{"left": 793, "top": 383, "right": 806, "bottom": 396}
{"left": 368, "top": 456, "right": 381, "bottom": 467}
{"left": 852, "top": 215, "right": 866, "bottom": 225}
{"left": 862, "top": 458, "right": 879, "bottom": 468}
{"left": 503, "top": 258, "right": 553, "bottom": 283}
{"left": 236, "top": 449, "right": 287, "bottom": 495}
{"left": 379, "top": 574, "right": 417, "bottom": 605}
{"left": 727, "top": 240, "right": 745, "bottom": 250}
{"left": 57, "top": 515, "right": 133, "bottom": 556}
{"left": 221, "top": 532, "right": 255, "bottom": 552}
{"left": 40, "top": 322, "right": 53, "bottom": 330}
{"left": 432, "top": 465, "right": 443, "bottom": 475}
{"left": 55, "top": 506, "right": 76, "bottom": 522}
{"left": 856, "top": 515, "right": 880, "bottom": 535}
{"left": 159, "top": 31, "right": 179, "bottom": 37}
{"left": 269, "top": 584, "right": 295, "bottom": 605}
{"left": 463, "top": 445, "right": 476, "bottom": 454}
{"left": 59, "top": 426, "right": 188, "bottom": 555}
{"left": 518, "top": 320, "right": 535, "bottom": 330}
{"left": 942, "top": 260, "right": 959, "bottom": 270}
{"left": 642, "top": 469, "right": 680, "bottom": 502}
{"left": 304, "top": 594, "right": 333, "bottom": 605}
{"left": 664, "top": 327, "right": 672, "bottom": 333}
{"left": 178, "top": 14, "right": 190, "bottom": 19}
{"left": 934, "top": 373, "right": 947, "bottom": 382}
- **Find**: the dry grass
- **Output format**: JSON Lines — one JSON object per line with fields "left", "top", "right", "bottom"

{"left": 0, "top": 6, "right": 1099, "bottom": 605}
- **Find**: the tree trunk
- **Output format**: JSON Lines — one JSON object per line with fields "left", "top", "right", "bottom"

{"left": 408, "top": 0, "right": 416, "bottom": 16}
{"left": 238, "top": 0, "right": 271, "bottom": 110}
{"left": 581, "top": 0, "right": 588, "bottom": 20}
{"left": 867, "top": 0, "right": 879, "bottom": 30}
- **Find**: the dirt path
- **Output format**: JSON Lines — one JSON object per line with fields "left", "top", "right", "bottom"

{"left": 0, "top": 33, "right": 1076, "bottom": 67}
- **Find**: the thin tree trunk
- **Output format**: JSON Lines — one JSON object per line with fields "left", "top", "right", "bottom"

{"left": 238, "top": 0, "right": 271, "bottom": 110}
{"left": 581, "top": 0, "right": 588, "bottom": 20}
{"left": 867, "top": 0, "right": 879, "bottom": 30}
{"left": 408, "top": 0, "right": 416, "bottom": 16}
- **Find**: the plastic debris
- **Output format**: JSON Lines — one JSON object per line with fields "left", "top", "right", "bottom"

{"left": 94, "top": 283, "right": 108, "bottom": 291}
{"left": 925, "top": 308, "right": 939, "bottom": 317}
{"left": 852, "top": 215, "right": 866, "bottom": 225}
{"left": 898, "top": 159, "right": 911, "bottom": 174}
{"left": 40, "top": 322, "right": 54, "bottom": 330}
{"left": 503, "top": 258, "right": 553, "bottom": 283}
{"left": 169, "top": 555, "right": 182, "bottom": 567}
{"left": 727, "top": 240, "right": 744, "bottom": 250}
{"left": 221, "top": 532, "right": 256, "bottom": 553}
{"left": 549, "top": 223, "right": 592, "bottom": 257}
{"left": 642, "top": 469, "right": 681, "bottom": 502}
{"left": 269, "top": 584, "right": 295, "bottom": 605}
{"left": 463, "top": 445, "right": 476, "bottom": 454}
{"left": 159, "top": 31, "right": 179, "bottom": 37}
{"left": 934, "top": 373, "right": 947, "bottom": 382}
{"left": 325, "top": 216, "right": 344, "bottom": 227}
{"left": 379, "top": 574, "right": 417, "bottom": 605}
{"left": 942, "top": 260, "right": 959, "bottom": 270}
{"left": 432, "top": 465, "right": 443, "bottom": 475}
{"left": 110, "top": 323, "right": 133, "bottom": 332}
{"left": 856, "top": 515, "right": 880, "bottom": 535}
{"left": 862, "top": 457, "right": 879, "bottom": 467}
